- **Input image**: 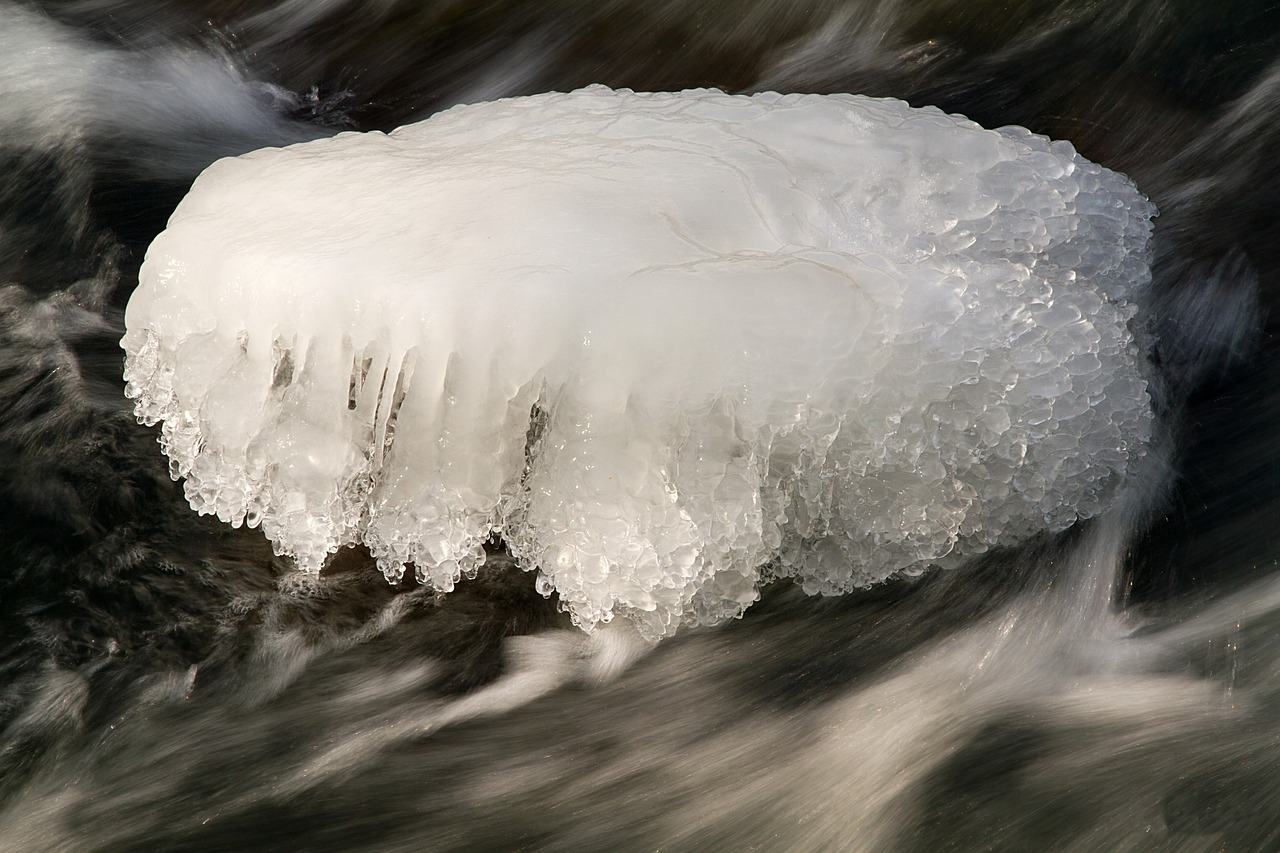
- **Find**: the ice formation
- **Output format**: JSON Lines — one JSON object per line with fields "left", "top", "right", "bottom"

{"left": 122, "top": 85, "right": 1155, "bottom": 640}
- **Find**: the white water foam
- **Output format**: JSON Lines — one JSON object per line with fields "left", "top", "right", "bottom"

{"left": 0, "top": 4, "right": 319, "bottom": 179}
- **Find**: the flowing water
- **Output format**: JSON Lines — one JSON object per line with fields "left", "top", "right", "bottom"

{"left": 1, "top": 2, "right": 1278, "bottom": 850}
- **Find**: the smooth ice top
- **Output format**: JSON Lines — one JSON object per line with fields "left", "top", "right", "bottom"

{"left": 123, "top": 86, "right": 1155, "bottom": 640}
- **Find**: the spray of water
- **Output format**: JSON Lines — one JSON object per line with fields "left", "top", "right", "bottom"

{"left": 0, "top": 1, "right": 1277, "bottom": 850}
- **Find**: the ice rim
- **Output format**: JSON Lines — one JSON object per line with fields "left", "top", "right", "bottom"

{"left": 122, "top": 86, "right": 1156, "bottom": 641}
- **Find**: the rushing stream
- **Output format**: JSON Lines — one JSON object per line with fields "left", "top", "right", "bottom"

{"left": 1, "top": 2, "right": 1279, "bottom": 850}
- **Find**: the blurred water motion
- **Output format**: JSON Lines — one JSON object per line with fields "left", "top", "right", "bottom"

{"left": 0, "top": 1, "right": 1278, "bottom": 850}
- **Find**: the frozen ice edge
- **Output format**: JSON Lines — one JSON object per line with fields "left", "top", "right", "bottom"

{"left": 122, "top": 85, "right": 1156, "bottom": 641}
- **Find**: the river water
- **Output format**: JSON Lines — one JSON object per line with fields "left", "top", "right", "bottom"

{"left": 1, "top": 1, "right": 1278, "bottom": 850}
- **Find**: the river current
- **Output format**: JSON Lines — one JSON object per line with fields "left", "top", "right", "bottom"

{"left": 1, "top": 2, "right": 1278, "bottom": 850}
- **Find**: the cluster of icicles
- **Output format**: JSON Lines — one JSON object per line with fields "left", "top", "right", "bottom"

{"left": 123, "top": 86, "right": 1155, "bottom": 639}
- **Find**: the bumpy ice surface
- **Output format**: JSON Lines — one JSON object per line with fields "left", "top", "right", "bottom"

{"left": 122, "top": 85, "right": 1155, "bottom": 640}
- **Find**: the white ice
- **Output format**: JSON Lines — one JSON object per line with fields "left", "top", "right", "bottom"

{"left": 122, "top": 85, "right": 1155, "bottom": 640}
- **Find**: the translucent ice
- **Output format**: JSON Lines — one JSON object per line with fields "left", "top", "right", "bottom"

{"left": 122, "top": 86, "right": 1155, "bottom": 640}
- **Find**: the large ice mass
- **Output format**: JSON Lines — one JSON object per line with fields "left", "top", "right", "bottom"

{"left": 121, "top": 85, "right": 1155, "bottom": 640}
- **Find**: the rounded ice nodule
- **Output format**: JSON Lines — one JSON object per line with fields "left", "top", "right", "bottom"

{"left": 122, "top": 85, "right": 1155, "bottom": 640}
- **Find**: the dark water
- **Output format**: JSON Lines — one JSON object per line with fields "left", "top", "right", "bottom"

{"left": 2, "top": 1, "right": 1279, "bottom": 850}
